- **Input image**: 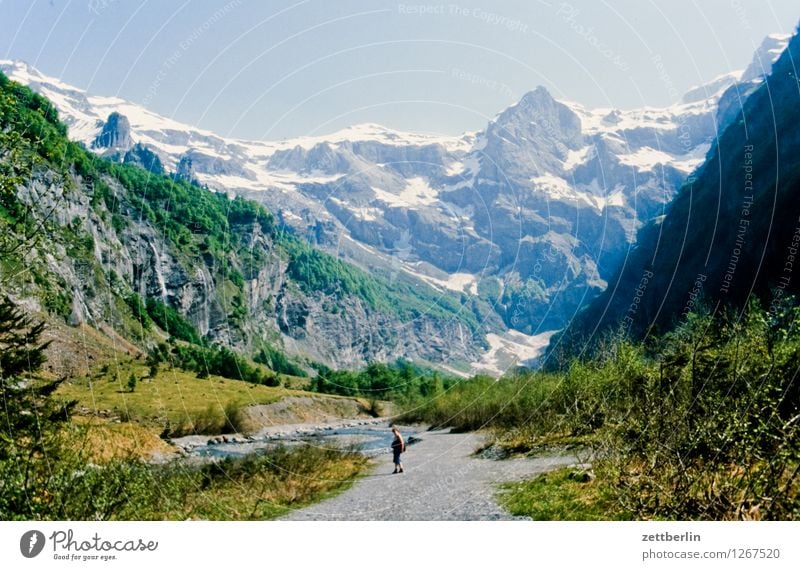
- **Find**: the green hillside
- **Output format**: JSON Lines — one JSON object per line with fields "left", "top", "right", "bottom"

{"left": 0, "top": 69, "right": 482, "bottom": 378}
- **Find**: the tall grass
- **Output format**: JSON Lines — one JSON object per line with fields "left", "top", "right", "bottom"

{"left": 1, "top": 440, "right": 366, "bottom": 520}
{"left": 403, "top": 303, "right": 800, "bottom": 520}
{"left": 401, "top": 343, "right": 643, "bottom": 436}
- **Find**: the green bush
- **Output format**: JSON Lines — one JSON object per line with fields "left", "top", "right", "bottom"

{"left": 254, "top": 344, "right": 306, "bottom": 378}
{"left": 125, "top": 294, "right": 153, "bottom": 330}
{"left": 311, "top": 359, "right": 453, "bottom": 404}
{"left": 145, "top": 297, "right": 201, "bottom": 344}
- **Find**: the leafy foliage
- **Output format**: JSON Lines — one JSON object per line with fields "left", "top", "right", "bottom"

{"left": 311, "top": 359, "right": 452, "bottom": 405}
{"left": 0, "top": 72, "right": 78, "bottom": 262}
{"left": 148, "top": 342, "right": 280, "bottom": 387}
{"left": 0, "top": 298, "right": 75, "bottom": 517}
{"left": 280, "top": 232, "right": 480, "bottom": 330}
{"left": 284, "top": 236, "right": 379, "bottom": 303}
{"left": 254, "top": 344, "right": 307, "bottom": 378}
{"left": 124, "top": 294, "right": 153, "bottom": 331}
{"left": 0, "top": 298, "right": 364, "bottom": 520}
{"left": 145, "top": 297, "right": 201, "bottom": 344}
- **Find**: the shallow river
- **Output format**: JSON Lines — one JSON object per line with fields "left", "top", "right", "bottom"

{"left": 181, "top": 422, "right": 420, "bottom": 460}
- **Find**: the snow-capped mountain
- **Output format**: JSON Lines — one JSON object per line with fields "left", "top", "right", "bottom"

{"left": 0, "top": 34, "right": 789, "bottom": 364}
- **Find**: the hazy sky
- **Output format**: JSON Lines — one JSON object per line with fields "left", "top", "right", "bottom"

{"left": 0, "top": 0, "right": 797, "bottom": 140}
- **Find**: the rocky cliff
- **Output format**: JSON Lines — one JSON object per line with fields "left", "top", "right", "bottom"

{"left": 0, "top": 71, "right": 489, "bottom": 372}
{"left": 92, "top": 111, "right": 132, "bottom": 151}
{"left": 3, "top": 35, "right": 788, "bottom": 339}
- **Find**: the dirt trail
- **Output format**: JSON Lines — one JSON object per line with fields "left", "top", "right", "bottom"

{"left": 283, "top": 429, "right": 583, "bottom": 521}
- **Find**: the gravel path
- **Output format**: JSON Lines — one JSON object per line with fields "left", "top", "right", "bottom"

{"left": 283, "top": 429, "right": 583, "bottom": 521}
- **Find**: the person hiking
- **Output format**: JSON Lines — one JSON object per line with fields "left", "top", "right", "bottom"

{"left": 390, "top": 426, "right": 406, "bottom": 474}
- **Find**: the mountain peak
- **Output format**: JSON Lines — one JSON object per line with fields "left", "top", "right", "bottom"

{"left": 493, "top": 86, "right": 556, "bottom": 121}
{"left": 0, "top": 59, "right": 83, "bottom": 94}
{"left": 680, "top": 33, "right": 790, "bottom": 104}
{"left": 517, "top": 86, "right": 555, "bottom": 106}
{"left": 741, "top": 32, "right": 792, "bottom": 82}
{"left": 491, "top": 85, "right": 581, "bottom": 141}
{"left": 92, "top": 112, "right": 132, "bottom": 151}
{"left": 0, "top": 59, "right": 33, "bottom": 74}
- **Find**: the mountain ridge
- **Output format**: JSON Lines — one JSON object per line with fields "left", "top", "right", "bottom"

{"left": 554, "top": 28, "right": 800, "bottom": 352}
{"left": 0, "top": 33, "right": 789, "bottom": 367}
{"left": 0, "top": 69, "right": 498, "bottom": 377}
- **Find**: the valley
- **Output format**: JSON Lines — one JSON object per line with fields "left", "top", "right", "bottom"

{"left": 0, "top": 21, "right": 798, "bottom": 524}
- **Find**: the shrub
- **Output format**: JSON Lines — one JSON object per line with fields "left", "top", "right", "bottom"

{"left": 224, "top": 401, "right": 248, "bottom": 434}
{"left": 145, "top": 297, "right": 201, "bottom": 344}
{"left": 124, "top": 294, "right": 153, "bottom": 331}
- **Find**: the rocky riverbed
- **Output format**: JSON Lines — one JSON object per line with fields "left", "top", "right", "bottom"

{"left": 168, "top": 419, "right": 420, "bottom": 462}
{"left": 165, "top": 423, "right": 585, "bottom": 520}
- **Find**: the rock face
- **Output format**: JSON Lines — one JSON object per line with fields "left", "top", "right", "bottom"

{"left": 178, "top": 149, "right": 254, "bottom": 181}
{"left": 174, "top": 154, "right": 197, "bottom": 183}
{"left": 1, "top": 34, "right": 789, "bottom": 338}
{"left": 740, "top": 32, "right": 792, "bottom": 82}
{"left": 13, "top": 165, "right": 487, "bottom": 369}
{"left": 92, "top": 112, "right": 132, "bottom": 151}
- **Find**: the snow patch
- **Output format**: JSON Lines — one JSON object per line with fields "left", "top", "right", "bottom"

{"left": 617, "top": 147, "right": 675, "bottom": 171}
{"left": 446, "top": 272, "right": 479, "bottom": 295}
{"left": 445, "top": 160, "right": 464, "bottom": 176}
{"left": 530, "top": 174, "right": 575, "bottom": 201}
{"left": 563, "top": 145, "right": 593, "bottom": 170}
{"left": 400, "top": 263, "right": 479, "bottom": 295}
{"left": 471, "top": 330, "right": 557, "bottom": 377}
{"left": 672, "top": 143, "right": 710, "bottom": 173}
{"left": 282, "top": 123, "right": 463, "bottom": 151}
{"left": 372, "top": 177, "right": 439, "bottom": 208}
{"left": 532, "top": 175, "right": 626, "bottom": 210}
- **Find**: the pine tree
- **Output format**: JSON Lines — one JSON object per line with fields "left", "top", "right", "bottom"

{"left": 0, "top": 297, "right": 73, "bottom": 456}
{"left": 127, "top": 372, "right": 137, "bottom": 392}
{"left": 0, "top": 296, "right": 76, "bottom": 518}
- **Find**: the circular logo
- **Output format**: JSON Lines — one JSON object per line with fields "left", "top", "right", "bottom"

{"left": 20, "top": 530, "right": 46, "bottom": 558}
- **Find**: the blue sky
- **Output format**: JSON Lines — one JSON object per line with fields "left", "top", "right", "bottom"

{"left": 0, "top": 0, "right": 797, "bottom": 139}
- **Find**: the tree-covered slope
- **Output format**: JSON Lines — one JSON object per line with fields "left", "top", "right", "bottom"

{"left": 0, "top": 70, "right": 488, "bottom": 371}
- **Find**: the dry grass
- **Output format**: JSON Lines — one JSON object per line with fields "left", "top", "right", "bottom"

{"left": 175, "top": 445, "right": 369, "bottom": 520}
{"left": 67, "top": 416, "right": 177, "bottom": 462}
{"left": 41, "top": 321, "right": 143, "bottom": 379}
